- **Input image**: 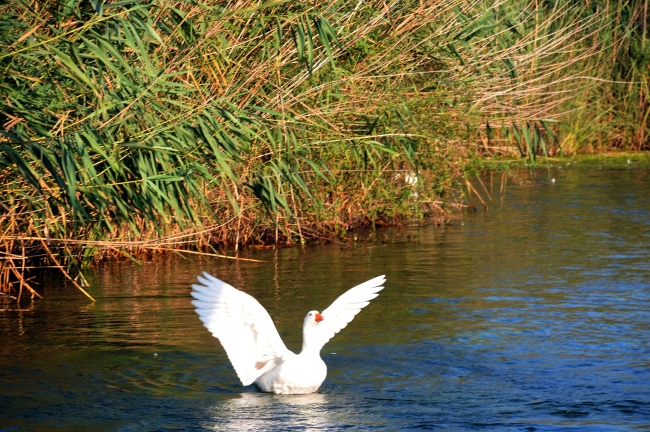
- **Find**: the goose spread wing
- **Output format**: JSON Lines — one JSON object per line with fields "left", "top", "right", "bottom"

{"left": 191, "top": 272, "right": 289, "bottom": 386}
{"left": 314, "top": 275, "right": 386, "bottom": 350}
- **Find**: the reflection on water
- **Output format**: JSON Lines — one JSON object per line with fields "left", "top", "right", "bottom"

{"left": 0, "top": 168, "right": 649, "bottom": 430}
{"left": 209, "top": 393, "right": 332, "bottom": 430}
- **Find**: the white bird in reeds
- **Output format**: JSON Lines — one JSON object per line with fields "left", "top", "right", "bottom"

{"left": 404, "top": 170, "right": 418, "bottom": 187}
{"left": 191, "top": 272, "right": 385, "bottom": 394}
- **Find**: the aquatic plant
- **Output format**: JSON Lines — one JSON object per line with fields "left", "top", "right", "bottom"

{"left": 0, "top": 0, "right": 646, "bottom": 299}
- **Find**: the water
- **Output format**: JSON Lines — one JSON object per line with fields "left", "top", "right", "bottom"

{"left": 1, "top": 168, "right": 649, "bottom": 431}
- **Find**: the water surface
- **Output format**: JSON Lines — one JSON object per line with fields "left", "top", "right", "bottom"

{"left": 1, "top": 168, "right": 649, "bottom": 430}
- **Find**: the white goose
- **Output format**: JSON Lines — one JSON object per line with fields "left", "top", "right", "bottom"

{"left": 191, "top": 272, "right": 385, "bottom": 394}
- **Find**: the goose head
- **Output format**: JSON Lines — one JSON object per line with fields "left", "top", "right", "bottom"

{"left": 304, "top": 310, "right": 324, "bottom": 328}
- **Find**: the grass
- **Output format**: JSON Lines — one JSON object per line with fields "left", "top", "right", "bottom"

{"left": 0, "top": 0, "right": 647, "bottom": 300}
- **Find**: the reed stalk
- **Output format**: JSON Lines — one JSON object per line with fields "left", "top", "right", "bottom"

{"left": 0, "top": 0, "right": 646, "bottom": 299}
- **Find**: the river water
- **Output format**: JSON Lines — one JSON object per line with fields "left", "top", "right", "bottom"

{"left": 1, "top": 168, "right": 649, "bottom": 431}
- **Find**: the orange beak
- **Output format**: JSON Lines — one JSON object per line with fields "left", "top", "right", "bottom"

{"left": 315, "top": 313, "right": 324, "bottom": 322}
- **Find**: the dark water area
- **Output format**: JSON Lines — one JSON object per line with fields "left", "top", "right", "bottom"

{"left": 1, "top": 168, "right": 649, "bottom": 431}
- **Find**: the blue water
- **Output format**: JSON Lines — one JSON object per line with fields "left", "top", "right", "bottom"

{"left": 1, "top": 168, "right": 649, "bottom": 430}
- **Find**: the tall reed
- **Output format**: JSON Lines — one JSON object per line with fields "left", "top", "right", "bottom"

{"left": 453, "top": 0, "right": 649, "bottom": 158}
{"left": 1, "top": 0, "right": 646, "bottom": 299}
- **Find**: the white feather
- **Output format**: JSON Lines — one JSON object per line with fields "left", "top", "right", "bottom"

{"left": 191, "top": 272, "right": 386, "bottom": 393}
{"left": 191, "top": 272, "right": 289, "bottom": 386}
{"left": 313, "top": 275, "right": 386, "bottom": 350}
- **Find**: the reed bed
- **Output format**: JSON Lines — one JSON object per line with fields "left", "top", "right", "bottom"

{"left": 1, "top": 0, "right": 647, "bottom": 299}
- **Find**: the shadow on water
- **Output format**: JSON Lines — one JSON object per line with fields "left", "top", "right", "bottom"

{"left": 1, "top": 168, "right": 649, "bottom": 430}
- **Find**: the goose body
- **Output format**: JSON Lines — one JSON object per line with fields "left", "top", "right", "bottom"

{"left": 191, "top": 272, "right": 385, "bottom": 394}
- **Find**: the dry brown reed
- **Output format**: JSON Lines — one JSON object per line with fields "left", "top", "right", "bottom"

{"left": 1, "top": 0, "right": 646, "bottom": 299}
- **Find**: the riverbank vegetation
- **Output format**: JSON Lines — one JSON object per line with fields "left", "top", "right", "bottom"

{"left": 1, "top": 0, "right": 648, "bottom": 299}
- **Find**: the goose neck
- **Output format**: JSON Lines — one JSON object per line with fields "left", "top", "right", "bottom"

{"left": 301, "top": 327, "right": 321, "bottom": 355}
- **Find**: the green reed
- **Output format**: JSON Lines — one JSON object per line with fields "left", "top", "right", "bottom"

{"left": 0, "top": 0, "right": 646, "bottom": 298}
